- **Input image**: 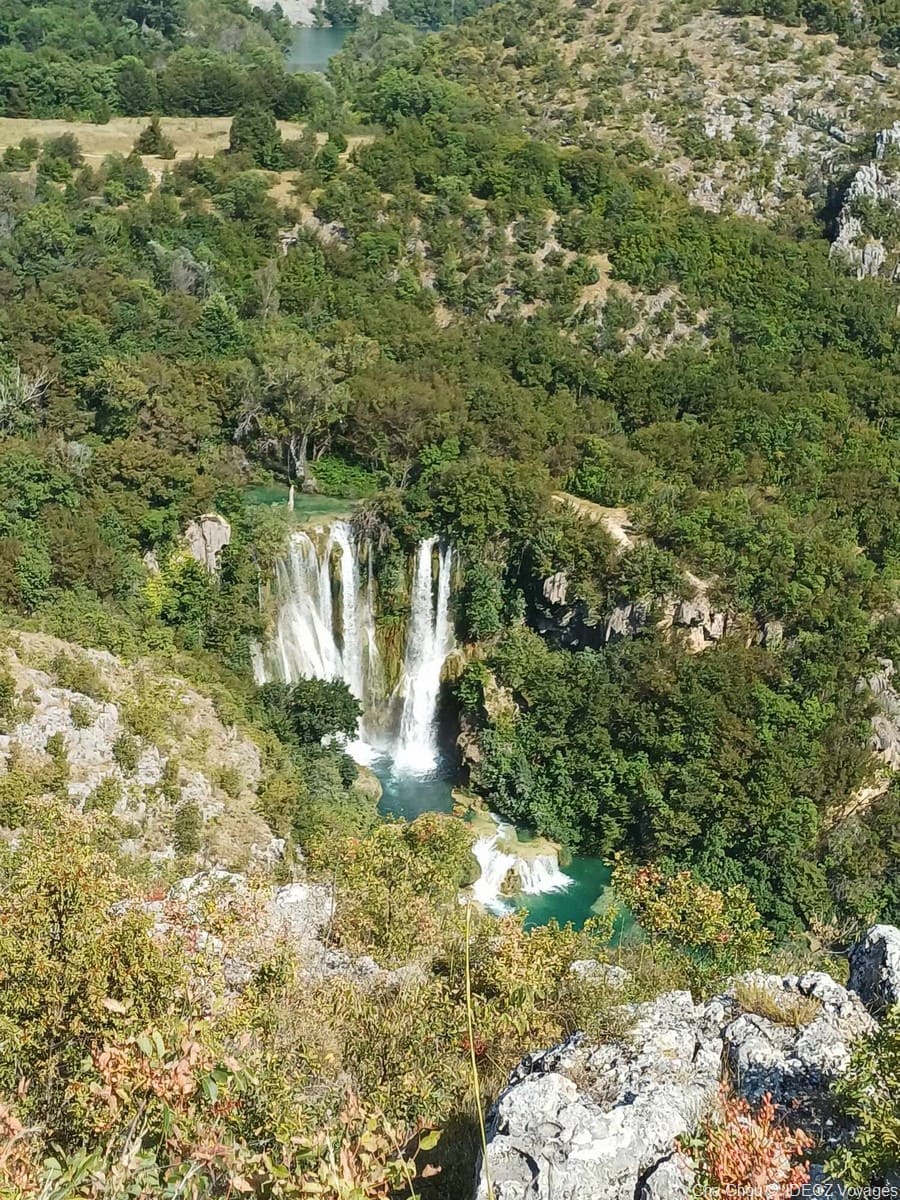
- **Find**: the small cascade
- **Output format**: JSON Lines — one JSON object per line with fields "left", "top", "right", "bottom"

{"left": 394, "top": 539, "right": 455, "bottom": 775}
{"left": 470, "top": 816, "right": 571, "bottom": 914}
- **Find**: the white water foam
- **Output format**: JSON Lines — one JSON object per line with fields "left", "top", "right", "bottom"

{"left": 394, "top": 539, "right": 454, "bottom": 775}
{"left": 470, "top": 816, "right": 571, "bottom": 913}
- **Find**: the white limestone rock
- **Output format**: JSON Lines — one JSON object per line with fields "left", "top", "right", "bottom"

{"left": 475, "top": 992, "right": 722, "bottom": 1200}
{"left": 184, "top": 513, "right": 231, "bottom": 573}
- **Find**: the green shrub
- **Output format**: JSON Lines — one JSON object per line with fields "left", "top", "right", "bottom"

{"left": 84, "top": 775, "right": 122, "bottom": 814}
{"left": 829, "top": 1007, "right": 900, "bottom": 1185}
{"left": 122, "top": 677, "right": 178, "bottom": 742}
{"left": 216, "top": 765, "right": 244, "bottom": 799}
{"left": 70, "top": 700, "right": 94, "bottom": 730}
{"left": 311, "top": 455, "right": 383, "bottom": 499}
{"left": 112, "top": 732, "right": 141, "bottom": 775}
{"left": 0, "top": 767, "right": 39, "bottom": 827}
{"left": 2, "top": 137, "right": 39, "bottom": 170}
{"left": 134, "top": 117, "right": 175, "bottom": 158}
{"left": 50, "top": 652, "right": 110, "bottom": 702}
{"left": 0, "top": 666, "right": 16, "bottom": 729}
{"left": 158, "top": 756, "right": 181, "bottom": 804}
{"left": 173, "top": 801, "right": 202, "bottom": 856}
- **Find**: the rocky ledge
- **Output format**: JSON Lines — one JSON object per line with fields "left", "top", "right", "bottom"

{"left": 474, "top": 927, "right": 899, "bottom": 1200}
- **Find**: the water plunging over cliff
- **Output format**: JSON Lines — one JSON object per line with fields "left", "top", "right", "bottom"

{"left": 394, "top": 538, "right": 454, "bottom": 774}
{"left": 261, "top": 522, "right": 456, "bottom": 764}
{"left": 254, "top": 512, "right": 613, "bottom": 928}
{"left": 263, "top": 522, "right": 383, "bottom": 742}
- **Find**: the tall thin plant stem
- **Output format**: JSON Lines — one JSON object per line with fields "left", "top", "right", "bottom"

{"left": 465, "top": 901, "right": 494, "bottom": 1200}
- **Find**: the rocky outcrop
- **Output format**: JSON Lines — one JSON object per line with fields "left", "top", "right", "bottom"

{"left": 670, "top": 593, "right": 727, "bottom": 652}
{"left": 542, "top": 572, "right": 568, "bottom": 606}
{"left": 475, "top": 949, "right": 887, "bottom": 1200}
{"left": 857, "top": 657, "right": 900, "bottom": 770}
{"left": 0, "top": 632, "right": 274, "bottom": 870}
{"left": 184, "top": 513, "right": 231, "bottom": 573}
{"left": 718, "top": 970, "right": 874, "bottom": 1125}
{"left": 475, "top": 991, "right": 721, "bottom": 1200}
{"left": 137, "top": 871, "right": 422, "bottom": 995}
{"left": 604, "top": 600, "right": 650, "bottom": 643}
{"left": 848, "top": 924, "right": 900, "bottom": 1013}
{"left": 831, "top": 123, "right": 900, "bottom": 279}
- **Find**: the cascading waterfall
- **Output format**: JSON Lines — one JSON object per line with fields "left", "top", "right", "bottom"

{"left": 330, "top": 521, "right": 364, "bottom": 704}
{"left": 269, "top": 531, "right": 342, "bottom": 683}
{"left": 262, "top": 521, "right": 382, "bottom": 748}
{"left": 471, "top": 817, "right": 571, "bottom": 914}
{"left": 393, "top": 538, "right": 455, "bottom": 775}
{"left": 258, "top": 516, "right": 577, "bottom": 914}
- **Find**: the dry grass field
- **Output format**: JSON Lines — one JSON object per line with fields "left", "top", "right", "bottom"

{"left": 0, "top": 115, "right": 302, "bottom": 166}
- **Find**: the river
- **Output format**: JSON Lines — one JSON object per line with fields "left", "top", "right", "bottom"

{"left": 287, "top": 26, "right": 351, "bottom": 74}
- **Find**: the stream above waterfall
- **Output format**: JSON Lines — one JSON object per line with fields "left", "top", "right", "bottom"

{"left": 249, "top": 496, "right": 620, "bottom": 930}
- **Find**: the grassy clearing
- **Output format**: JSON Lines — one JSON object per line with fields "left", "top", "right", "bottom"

{"left": 0, "top": 115, "right": 302, "bottom": 165}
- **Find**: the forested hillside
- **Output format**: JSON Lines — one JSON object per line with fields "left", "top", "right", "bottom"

{"left": 0, "top": 0, "right": 311, "bottom": 118}
{"left": 2, "top": 0, "right": 900, "bottom": 1193}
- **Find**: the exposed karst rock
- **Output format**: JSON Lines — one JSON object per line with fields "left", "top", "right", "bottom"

{"left": 857, "top": 657, "right": 900, "bottom": 770}
{"left": 604, "top": 599, "right": 650, "bottom": 643}
{"left": 848, "top": 924, "right": 900, "bottom": 1013}
{"left": 669, "top": 591, "right": 728, "bottom": 652}
{"left": 0, "top": 632, "right": 273, "bottom": 869}
{"left": 474, "top": 990, "right": 722, "bottom": 1200}
{"left": 184, "top": 513, "right": 232, "bottom": 573}
{"left": 831, "top": 123, "right": 900, "bottom": 279}
{"left": 718, "top": 970, "right": 874, "bottom": 1123}
{"left": 474, "top": 943, "right": 889, "bottom": 1200}
{"left": 542, "top": 571, "right": 568, "bottom": 606}
{"left": 134, "top": 870, "right": 423, "bottom": 995}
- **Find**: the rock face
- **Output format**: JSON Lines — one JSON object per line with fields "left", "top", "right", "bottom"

{"left": 831, "top": 123, "right": 900, "bottom": 279}
{"left": 604, "top": 600, "right": 650, "bottom": 643}
{"left": 184, "top": 513, "right": 231, "bottom": 573}
{"left": 138, "top": 871, "right": 422, "bottom": 995}
{"left": 857, "top": 657, "right": 900, "bottom": 770}
{"left": 670, "top": 593, "right": 727, "bottom": 652}
{"left": 0, "top": 632, "right": 273, "bottom": 870}
{"left": 475, "top": 955, "right": 884, "bottom": 1200}
{"left": 848, "top": 924, "right": 900, "bottom": 1013}
{"left": 542, "top": 572, "right": 568, "bottom": 607}
{"left": 719, "top": 971, "right": 874, "bottom": 1125}
{"left": 475, "top": 991, "right": 722, "bottom": 1200}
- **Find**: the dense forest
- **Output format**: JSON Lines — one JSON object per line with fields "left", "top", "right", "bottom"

{"left": 2, "top": 0, "right": 900, "bottom": 1192}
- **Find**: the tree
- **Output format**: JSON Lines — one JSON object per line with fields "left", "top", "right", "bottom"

{"left": 0, "top": 364, "right": 49, "bottom": 434}
{"left": 228, "top": 104, "right": 283, "bottom": 170}
{"left": 236, "top": 330, "right": 364, "bottom": 484}
{"left": 258, "top": 678, "right": 361, "bottom": 746}
{"left": 134, "top": 117, "right": 175, "bottom": 158}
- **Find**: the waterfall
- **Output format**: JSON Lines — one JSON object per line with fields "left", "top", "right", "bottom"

{"left": 470, "top": 817, "right": 571, "bottom": 914}
{"left": 394, "top": 539, "right": 454, "bottom": 775}
{"left": 360, "top": 553, "right": 384, "bottom": 714}
{"left": 330, "top": 522, "right": 364, "bottom": 704}
{"left": 261, "top": 522, "right": 453, "bottom": 770}
{"left": 269, "top": 531, "right": 343, "bottom": 683}
{"left": 263, "top": 521, "right": 382, "bottom": 738}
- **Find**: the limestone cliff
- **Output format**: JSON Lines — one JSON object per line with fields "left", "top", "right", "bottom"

{"left": 474, "top": 929, "right": 900, "bottom": 1200}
